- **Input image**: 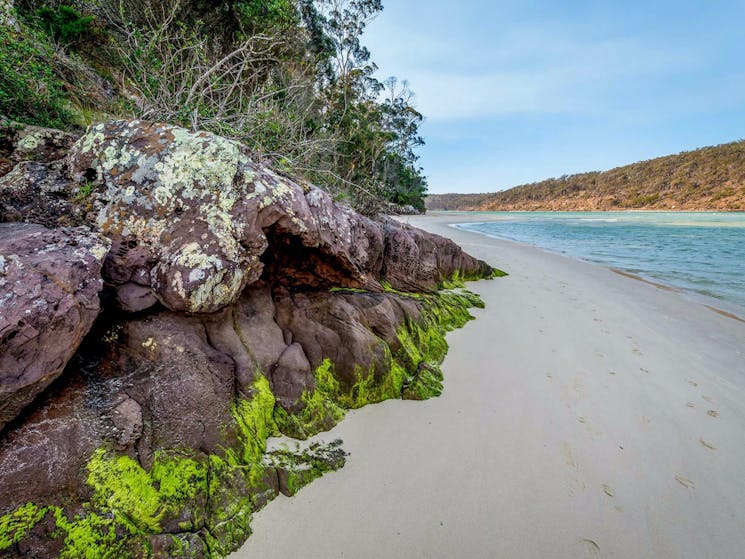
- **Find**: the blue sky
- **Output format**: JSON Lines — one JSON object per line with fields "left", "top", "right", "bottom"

{"left": 363, "top": 1, "right": 745, "bottom": 194}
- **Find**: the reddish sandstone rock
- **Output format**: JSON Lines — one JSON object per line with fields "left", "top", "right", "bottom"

{"left": 0, "top": 223, "right": 109, "bottom": 431}
{"left": 62, "top": 120, "right": 488, "bottom": 313}
{"left": 0, "top": 120, "right": 86, "bottom": 227}
{"left": 0, "top": 119, "right": 496, "bottom": 559}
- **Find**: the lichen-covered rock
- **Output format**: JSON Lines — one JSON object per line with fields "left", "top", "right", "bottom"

{"left": 2, "top": 120, "right": 79, "bottom": 165}
{"left": 0, "top": 0, "right": 18, "bottom": 30}
{"left": 67, "top": 120, "right": 292, "bottom": 313}
{"left": 63, "top": 120, "right": 489, "bottom": 313}
{"left": 0, "top": 161, "right": 85, "bottom": 227}
{"left": 0, "top": 120, "right": 85, "bottom": 226}
{"left": 0, "top": 119, "right": 500, "bottom": 559}
{"left": 0, "top": 223, "right": 109, "bottom": 431}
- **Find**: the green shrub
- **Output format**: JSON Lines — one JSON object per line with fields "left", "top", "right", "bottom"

{"left": 236, "top": 0, "right": 297, "bottom": 32}
{"left": 0, "top": 23, "right": 72, "bottom": 128}
{"left": 35, "top": 5, "right": 95, "bottom": 46}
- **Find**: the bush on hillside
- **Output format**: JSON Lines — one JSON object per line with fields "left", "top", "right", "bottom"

{"left": 0, "top": 23, "right": 73, "bottom": 128}
{"left": 35, "top": 4, "right": 96, "bottom": 45}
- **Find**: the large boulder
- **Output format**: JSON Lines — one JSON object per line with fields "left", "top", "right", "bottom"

{"left": 0, "top": 223, "right": 109, "bottom": 431}
{"left": 66, "top": 120, "right": 318, "bottom": 313}
{"left": 0, "top": 120, "right": 79, "bottom": 165}
{"left": 63, "top": 120, "right": 489, "bottom": 313}
{"left": 274, "top": 289, "right": 421, "bottom": 388}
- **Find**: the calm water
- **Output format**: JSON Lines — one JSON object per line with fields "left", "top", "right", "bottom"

{"left": 455, "top": 212, "right": 745, "bottom": 309}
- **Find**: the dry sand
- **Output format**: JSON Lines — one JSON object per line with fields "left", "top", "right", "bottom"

{"left": 232, "top": 212, "right": 745, "bottom": 559}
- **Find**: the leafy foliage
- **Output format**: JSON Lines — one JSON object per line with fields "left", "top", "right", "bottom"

{"left": 236, "top": 0, "right": 298, "bottom": 32}
{"left": 35, "top": 4, "right": 95, "bottom": 45}
{"left": 5, "top": 0, "right": 429, "bottom": 212}
{"left": 0, "top": 21, "right": 73, "bottom": 128}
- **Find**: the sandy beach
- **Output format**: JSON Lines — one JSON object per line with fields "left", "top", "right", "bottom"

{"left": 232, "top": 212, "right": 745, "bottom": 559}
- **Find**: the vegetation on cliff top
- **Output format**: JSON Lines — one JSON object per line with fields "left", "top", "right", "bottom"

{"left": 1, "top": 0, "right": 428, "bottom": 213}
{"left": 426, "top": 140, "right": 745, "bottom": 211}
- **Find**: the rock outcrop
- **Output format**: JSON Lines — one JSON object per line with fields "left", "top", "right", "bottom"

{"left": 0, "top": 119, "right": 499, "bottom": 558}
{"left": 0, "top": 120, "right": 85, "bottom": 227}
{"left": 0, "top": 223, "right": 108, "bottom": 431}
{"left": 0, "top": 1, "right": 18, "bottom": 31}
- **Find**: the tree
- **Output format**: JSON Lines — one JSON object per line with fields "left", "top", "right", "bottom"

{"left": 8, "top": 0, "right": 430, "bottom": 213}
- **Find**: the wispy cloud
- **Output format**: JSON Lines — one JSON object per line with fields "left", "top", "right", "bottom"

{"left": 372, "top": 25, "right": 699, "bottom": 121}
{"left": 363, "top": 0, "right": 745, "bottom": 193}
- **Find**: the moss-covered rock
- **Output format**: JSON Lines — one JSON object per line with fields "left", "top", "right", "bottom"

{"left": 272, "top": 287, "right": 487, "bottom": 439}
{"left": 0, "top": 119, "right": 500, "bottom": 559}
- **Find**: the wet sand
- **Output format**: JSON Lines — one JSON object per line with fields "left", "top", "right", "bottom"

{"left": 232, "top": 211, "right": 745, "bottom": 559}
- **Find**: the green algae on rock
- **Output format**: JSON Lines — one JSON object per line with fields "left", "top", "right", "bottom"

{"left": 0, "top": 287, "right": 488, "bottom": 558}
{"left": 273, "top": 287, "right": 488, "bottom": 439}
{"left": 0, "top": 119, "right": 498, "bottom": 559}
{"left": 0, "top": 378, "right": 341, "bottom": 559}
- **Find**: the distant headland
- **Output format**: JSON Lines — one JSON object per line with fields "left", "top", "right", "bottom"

{"left": 427, "top": 141, "right": 745, "bottom": 211}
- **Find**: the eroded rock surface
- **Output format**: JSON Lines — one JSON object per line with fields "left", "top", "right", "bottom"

{"left": 0, "top": 120, "right": 85, "bottom": 227}
{"left": 0, "top": 223, "right": 109, "bottom": 431}
{"left": 0, "top": 119, "right": 497, "bottom": 558}
{"left": 63, "top": 120, "right": 490, "bottom": 313}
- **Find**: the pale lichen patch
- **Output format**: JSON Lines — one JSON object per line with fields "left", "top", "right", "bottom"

{"left": 16, "top": 134, "right": 40, "bottom": 151}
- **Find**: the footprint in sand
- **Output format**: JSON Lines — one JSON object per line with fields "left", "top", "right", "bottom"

{"left": 686, "top": 402, "right": 696, "bottom": 408}
{"left": 608, "top": 371, "right": 617, "bottom": 375}
{"left": 577, "top": 416, "right": 603, "bottom": 437}
{"left": 702, "top": 395, "right": 714, "bottom": 403}
{"left": 579, "top": 539, "right": 602, "bottom": 558}
{"left": 675, "top": 475, "right": 695, "bottom": 489}
{"left": 602, "top": 484, "right": 615, "bottom": 497}
{"left": 632, "top": 348, "right": 643, "bottom": 356}
{"left": 707, "top": 410, "right": 719, "bottom": 418}
{"left": 561, "top": 442, "right": 578, "bottom": 468}
{"left": 699, "top": 438, "right": 717, "bottom": 450}
{"left": 639, "top": 367, "right": 649, "bottom": 374}
{"left": 568, "top": 477, "right": 587, "bottom": 497}
{"left": 687, "top": 379, "right": 699, "bottom": 387}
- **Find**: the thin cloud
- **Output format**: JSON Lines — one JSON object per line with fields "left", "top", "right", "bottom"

{"left": 390, "top": 36, "right": 698, "bottom": 121}
{"left": 362, "top": 1, "right": 745, "bottom": 193}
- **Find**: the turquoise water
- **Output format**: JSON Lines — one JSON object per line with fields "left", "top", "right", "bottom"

{"left": 455, "top": 212, "right": 745, "bottom": 309}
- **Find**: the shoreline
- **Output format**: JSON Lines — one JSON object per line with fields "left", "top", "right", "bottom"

{"left": 232, "top": 212, "right": 745, "bottom": 559}
{"left": 443, "top": 212, "right": 745, "bottom": 320}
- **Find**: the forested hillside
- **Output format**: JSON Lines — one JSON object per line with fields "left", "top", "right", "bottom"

{"left": 427, "top": 141, "right": 745, "bottom": 211}
{"left": 0, "top": 0, "right": 427, "bottom": 212}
